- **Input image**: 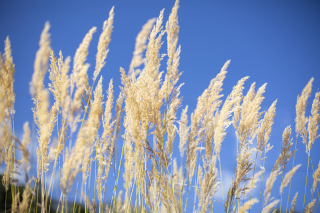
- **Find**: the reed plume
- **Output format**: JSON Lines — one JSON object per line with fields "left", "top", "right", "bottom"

{"left": 93, "top": 7, "right": 114, "bottom": 82}
{"left": 307, "top": 91, "right": 320, "bottom": 154}
{"left": 0, "top": 37, "right": 16, "bottom": 191}
{"left": 1, "top": 2, "right": 320, "bottom": 213}
{"left": 295, "top": 78, "right": 313, "bottom": 142}
{"left": 289, "top": 192, "right": 298, "bottom": 213}
{"left": 280, "top": 164, "right": 301, "bottom": 195}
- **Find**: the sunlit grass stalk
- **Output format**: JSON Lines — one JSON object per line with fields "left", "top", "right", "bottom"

{"left": 303, "top": 153, "right": 311, "bottom": 209}
{"left": 219, "top": 159, "right": 224, "bottom": 203}
{"left": 47, "top": 128, "right": 66, "bottom": 212}
{"left": 211, "top": 197, "right": 214, "bottom": 213}
{"left": 80, "top": 81, "right": 98, "bottom": 213}
{"left": 227, "top": 136, "right": 239, "bottom": 213}
{"left": 309, "top": 157, "right": 320, "bottom": 202}
{"left": 184, "top": 172, "right": 190, "bottom": 213}
{"left": 36, "top": 180, "right": 39, "bottom": 213}
{"left": 279, "top": 172, "right": 284, "bottom": 213}
{"left": 157, "top": 103, "right": 178, "bottom": 212}
{"left": 143, "top": 109, "right": 148, "bottom": 212}
{"left": 55, "top": 193, "right": 63, "bottom": 213}
{"left": 134, "top": 187, "right": 139, "bottom": 213}
{"left": 178, "top": 166, "right": 186, "bottom": 213}
{"left": 258, "top": 154, "right": 266, "bottom": 213}
{"left": 193, "top": 163, "right": 199, "bottom": 213}
{"left": 7, "top": 116, "right": 15, "bottom": 205}
{"left": 128, "top": 176, "right": 136, "bottom": 213}
{"left": 47, "top": 113, "right": 60, "bottom": 213}
{"left": 47, "top": 162, "right": 58, "bottom": 212}
{"left": 111, "top": 137, "right": 125, "bottom": 213}
{"left": 10, "top": 143, "right": 15, "bottom": 202}
{"left": 65, "top": 192, "right": 68, "bottom": 213}
{"left": 85, "top": 183, "right": 87, "bottom": 213}
{"left": 248, "top": 152, "right": 259, "bottom": 213}
{"left": 178, "top": 154, "right": 186, "bottom": 212}
{"left": 285, "top": 137, "right": 298, "bottom": 213}
{"left": 72, "top": 176, "right": 80, "bottom": 213}
{"left": 184, "top": 131, "right": 193, "bottom": 213}
{"left": 45, "top": 172, "right": 48, "bottom": 211}
{"left": 161, "top": 109, "right": 172, "bottom": 212}
{"left": 28, "top": 181, "right": 38, "bottom": 213}
{"left": 226, "top": 175, "right": 234, "bottom": 212}
{"left": 41, "top": 168, "right": 45, "bottom": 213}
{"left": 94, "top": 151, "right": 97, "bottom": 201}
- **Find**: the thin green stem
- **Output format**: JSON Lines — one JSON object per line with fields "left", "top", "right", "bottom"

{"left": 303, "top": 153, "right": 310, "bottom": 210}
{"left": 28, "top": 181, "right": 38, "bottom": 213}
{"left": 46, "top": 151, "right": 60, "bottom": 213}
{"left": 280, "top": 173, "right": 284, "bottom": 213}
{"left": 248, "top": 152, "right": 259, "bottom": 213}
{"left": 10, "top": 143, "right": 15, "bottom": 203}
{"left": 193, "top": 163, "right": 199, "bottom": 213}
{"left": 112, "top": 138, "right": 125, "bottom": 213}
{"left": 226, "top": 181, "right": 233, "bottom": 213}
{"left": 286, "top": 137, "right": 298, "bottom": 213}
{"left": 94, "top": 151, "right": 97, "bottom": 201}
{"left": 227, "top": 135, "right": 239, "bottom": 213}
{"left": 184, "top": 173, "right": 190, "bottom": 213}
{"left": 258, "top": 155, "right": 266, "bottom": 213}
{"left": 309, "top": 157, "right": 320, "bottom": 202}
{"left": 219, "top": 159, "right": 224, "bottom": 203}
{"left": 73, "top": 177, "right": 80, "bottom": 213}
{"left": 85, "top": 184, "right": 87, "bottom": 213}
{"left": 36, "top": 180, "right": 39, "bottom": 213}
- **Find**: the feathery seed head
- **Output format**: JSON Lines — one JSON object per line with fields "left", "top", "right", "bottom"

{"left": 295, "top": 78, "right": 313, "bottom": 140}
{"left": 30, "top": 22, "right": 51, "bottom": 97}
{"left": 312, "top": 161, "right": 320, "bottom": 194}
{"left": 129, "top": 18, "right": 156, "bottom": 78}
{"left": 257, "top": 100, "right": 277, "bottom": 155}
{"left": 280, "top": 164, "right": 301, "bottom": 195}
{"left": 238, "top": 198, "right": 259, "bottom": 213}
{"left": 307, "top": 91, "right": 320, "bottom": 154}
{"left": 93, "top": 7, "right": 114, "bottom": 82}
{"left": 273, "top": 125, "right": 293, "bottom": 172}
{"left": 289, "top": 192, "right": 298, "bottom": 213}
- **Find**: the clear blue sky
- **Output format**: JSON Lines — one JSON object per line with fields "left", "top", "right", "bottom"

{"left": 1, "top": 0, "right": 320, "bottom": 212}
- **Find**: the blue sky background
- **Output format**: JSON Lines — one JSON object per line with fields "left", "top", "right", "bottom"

{"left": 1, "top": 0, "right": 320, "bottom": 212}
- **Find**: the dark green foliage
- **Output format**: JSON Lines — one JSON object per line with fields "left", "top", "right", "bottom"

{"left": 0, "top": 175, "right": 82, "bottom": 213}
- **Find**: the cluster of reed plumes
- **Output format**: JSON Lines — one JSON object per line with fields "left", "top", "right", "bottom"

{"left": 0, "top": 1, "right": 319, "bottom": 213}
